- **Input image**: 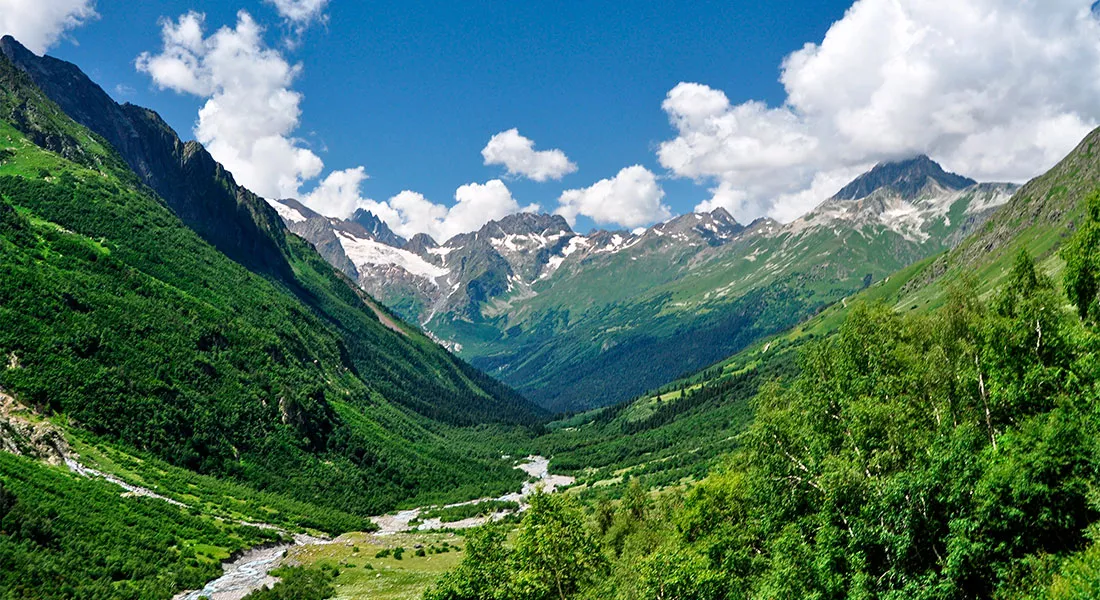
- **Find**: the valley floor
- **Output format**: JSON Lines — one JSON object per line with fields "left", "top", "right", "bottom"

{"left": 162, "top": 455, "right": 574, "bottom": 600}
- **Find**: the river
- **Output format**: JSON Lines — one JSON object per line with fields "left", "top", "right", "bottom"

{"left": 172, "top": 455, "right": 571, "bottom": 598}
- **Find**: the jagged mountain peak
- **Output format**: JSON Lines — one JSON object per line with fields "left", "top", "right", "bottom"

{"left": 404, "top": 233, "right": 439, "bottom": 254}
{"left": 1, "top": 36, "right": 32, "bottom": 59}
{"left": 832, "top": 155, "right": 977, "bottom": 202}
{"left": 351, "top": 209, "right": 406, "bottom": 247}
{"left": 480, "top": 212, "right": 573, "bottom": 238}
{"left": 651, "top": 208, "right": 743, "bottom": 246}
{"left": 708, "top": 206, "right": 738, "bottom": 225}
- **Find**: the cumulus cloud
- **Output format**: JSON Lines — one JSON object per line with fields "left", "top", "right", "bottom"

{"left": 137, "top": 11, "right": 324, "bottom": 201}
{"left": 660, "top": 0, "right": 1100, "bottom": 223}
{"left": 135, "top": 11, "right": 545, "bottom": 242}
{"left": 0, "top": 0, "right": 96, "bottom": 54}
{"left": 266, "top": 0, "right": 329, "bottom": 25}
{"left": 482, "top": 128, "right": 578, "bottom": 182}
{"left": 265, "top": 0, "right": 328, "bottom": 46}
{"left": 304, "top": 166, "right": 370, "bottom": 217}
{"left": 306, "top": 171, "right": 538, "bottom": 242}
{"left": 555, "top": 166, "right": 670, "bottom": 229}
{"left": 350, "top": 180, "right": 539, "bottom": 243}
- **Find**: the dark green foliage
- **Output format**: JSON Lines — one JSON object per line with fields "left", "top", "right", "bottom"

{"left": 1062, "top": 190, "right": 1100, "bottom": 323}
{"left": 241, "top": 567, "right": 334, "bottom": 600}
{"left": 0, "top": 173, "right": 523, "bottom": 516}
{"left": 478, "top": 273, "right": 836, "bottom": 412}
{"left": 533, "top": 350, "right": 796, "bottom": 497}
{"left": 619, "top": 369, "right": 760, "bottom": 435}
{"left": 425, "top": 493, "right": 605, "bottom": 600}
{"left": 584, "top": 253, "right": 1100, "bottom": 599}
{"left": 0, "top": 452, "right": 279, "bottom": 599}
{"left": 424, "top": 526, "right": 513, "bottom": 600}
{"left": 440, "top": 251, "right": 1100, "bottom": 600}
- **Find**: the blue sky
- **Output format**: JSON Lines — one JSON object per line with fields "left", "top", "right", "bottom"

{"left": 41, "top": 0, "right": 850, "bottom": 234}
{"left": 6, "top": 1, "right": 1100, "bottom": 240}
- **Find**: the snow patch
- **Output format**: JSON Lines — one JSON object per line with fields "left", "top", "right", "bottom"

{"left": 267, "top": 199, "right": 307, "bottom": 223}
{"left": 561, "top": 236, "right": 589, "bottom": 257}
{"left": 336, "top": 232, "right": 450, "bottom": 281}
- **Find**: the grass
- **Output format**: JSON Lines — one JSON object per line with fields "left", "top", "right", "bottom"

{"left": 287, "top": 532, "right": 466, "bottom": 600}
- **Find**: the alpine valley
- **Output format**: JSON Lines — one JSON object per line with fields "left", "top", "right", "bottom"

{"left": 272, "top": 156, "right": 1017, "bottom": 411}
{"left": 5, "top": 6, "right": 1100, "bottom": 600}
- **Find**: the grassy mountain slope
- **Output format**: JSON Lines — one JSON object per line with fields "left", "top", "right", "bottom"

{"left": 0, "top": 46, "right": 539, "bottom": 518}
{"left": 0, "top": 452, "right": 282, "bottom": 600}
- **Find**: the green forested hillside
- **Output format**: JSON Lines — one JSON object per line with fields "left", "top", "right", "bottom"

{"left": 537, "top": 126, "right": 1100, "bottom": 500}
{"left": 0, "top": 46, "right": 539, "bottom": 521}
{"left": 0, "top": 451, "right": 285, "bottom": 599}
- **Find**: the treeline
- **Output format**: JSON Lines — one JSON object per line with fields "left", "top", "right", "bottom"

{"left": 621, "top": 363, "right": 783, "bottom": 435}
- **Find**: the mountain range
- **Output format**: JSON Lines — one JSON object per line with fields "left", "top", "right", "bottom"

{"left": 273, "top": 153, "right": 1017, "bottom": 411}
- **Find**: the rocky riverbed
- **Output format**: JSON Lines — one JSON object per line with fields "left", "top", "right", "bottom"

{"left": 177, "top": 455, "right": 573, "bottom": 598}
{"left": 371, "top": 455, "right": 575, "bottom": 534}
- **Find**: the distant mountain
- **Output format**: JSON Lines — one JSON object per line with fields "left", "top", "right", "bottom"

{"left": 832, "top": 155, "right": 977, "bottom": 201}
{"left": 280, "top": 155, "right": 1017, "bottom": 412}
{"left": 352, "top": 209, "right": 406, "bottom": 247}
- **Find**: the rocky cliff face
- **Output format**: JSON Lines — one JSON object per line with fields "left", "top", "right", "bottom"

{"left": 0, "top": 391, "right": 70, "bottom": 467}
{"left": 1, "top": 35, "right": 293, "bottom": 280}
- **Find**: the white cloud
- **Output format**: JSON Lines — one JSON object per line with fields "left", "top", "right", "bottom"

{"left": 137, "top": 11, "right": 324, "bottom": 201}
{"left": 266, "top": 0, "right": 329, "bottom": 25}
{"left": 135, "top": 11, "right": 539, "bottom": 243}
{"left": 482, "top": 128, "right": 578, "bottom": 182}
{"left": 660, "top": 0, "right": 1100, "bottom": 223}
{"left": 306, "top": 174, "right": 539, "bottom": 242}
{"left": 347, "top": 180, "right": 538, "bottom": 243}
{"left": 305, "top": 166, "right": 370, "bottom": 217}
{"left": 556, "top": 166, "right": 670, "bottom": 229}
{"left": 0, "top": 0, "right": 96, "bottom": 54}
{"left": 265, "top": 0, "right": 329, "bottom": 47}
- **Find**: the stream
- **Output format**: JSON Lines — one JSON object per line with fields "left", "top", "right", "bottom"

{"left": 172, "top": 533, "right": 332, "bottom": 600}
{"left": 370, "top": 455, "right": 575, "bottom": 534}
{"left": 170, "top": 455, "right": 572, "bottom": 599}
{"left": 173, "top": 544, "right": 288, "bottom": 600}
